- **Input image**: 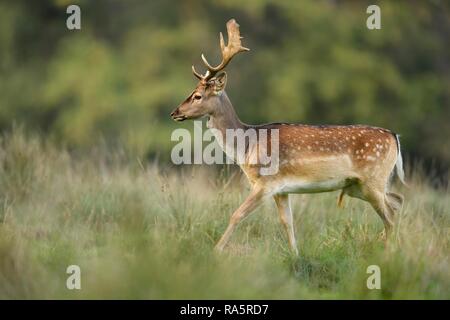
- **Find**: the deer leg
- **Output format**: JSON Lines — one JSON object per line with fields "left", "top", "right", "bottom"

{"left": 386, "top": 192, "right": 404, "bottom": 213}
{"left": 215, "top": 187, "right": 264, "bottom": 252}
{"left": 337, "top": 190, "right": 345, "bottom": 208}
{"left": 364, "top": 188, "right": 395, "bottom": 239}
{"left": 273, "top": 194, "right": 298, "bottom": 255}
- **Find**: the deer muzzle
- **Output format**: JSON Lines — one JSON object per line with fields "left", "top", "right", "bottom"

{"left": 170, "top": 108, "right": 187, "bottom": 122}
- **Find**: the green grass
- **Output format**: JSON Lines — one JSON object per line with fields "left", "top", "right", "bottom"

{"left": 0, "top": 130, "right": 449, "bottom": 299}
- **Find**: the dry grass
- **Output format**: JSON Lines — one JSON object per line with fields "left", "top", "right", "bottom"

{"left": 0, "top": 130, "right": 448, "bottom": 299}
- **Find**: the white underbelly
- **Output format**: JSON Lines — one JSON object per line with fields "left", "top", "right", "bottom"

{"left": 274, "top": 178, "right": 351, "bottom": 194}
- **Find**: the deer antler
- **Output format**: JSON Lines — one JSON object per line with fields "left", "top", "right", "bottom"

{"left": 192, "top": 19, "right": 250, "bottom": 81}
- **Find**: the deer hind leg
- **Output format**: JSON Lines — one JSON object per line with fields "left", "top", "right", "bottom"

{"left": 342, "top": 182, "right": 395, "bottom": 239}
{"left": 337, "top": 189, "right": 346, "bottom": 208}
{"left": 337, "top": 183, "right": 367, "bottom": 208}
{"left": 273, "top": 194, "right": 298, "bottom": 255}
{"left": 361, "top": 186, "right": 395, "bottom": 239}
{"left": 338, "top": 182, "right": 365, "bottom": 207}
{"left": 386, "top": 192, "right": 404, "bottom": 213}
{"left": 214, "top": 186, "right": 265, "bottom": 252}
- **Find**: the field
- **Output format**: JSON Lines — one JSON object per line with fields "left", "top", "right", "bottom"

{"left": 0, "top": 130, "right": 448, "bottom": 299}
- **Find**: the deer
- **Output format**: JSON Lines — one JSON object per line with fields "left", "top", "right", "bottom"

{"left": 170, "top": 19, "right": 406, "bottom": 255}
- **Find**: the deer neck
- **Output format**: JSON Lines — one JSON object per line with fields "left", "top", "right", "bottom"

{"left": 206, "top": 92, "right": 249, "bottom": 162}
{"left": 206, "top": 91, "right": 246, "bottom": 133}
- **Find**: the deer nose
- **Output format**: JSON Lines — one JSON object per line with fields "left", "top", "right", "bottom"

{"left": 170, "top": 110, "right": 177, "bottom": 117}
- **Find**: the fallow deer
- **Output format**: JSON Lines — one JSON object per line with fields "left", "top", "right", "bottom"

{"left": 171, "top": 19, "right": 406, "bottom": 255}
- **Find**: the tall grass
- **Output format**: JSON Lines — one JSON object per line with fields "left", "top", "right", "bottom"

{"left": 0, "top": 130, "right": 448, "bottom": 299}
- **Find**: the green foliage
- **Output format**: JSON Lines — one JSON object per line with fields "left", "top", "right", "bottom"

{"left": 0, "top": 0, "right": 449, "bottom": 166}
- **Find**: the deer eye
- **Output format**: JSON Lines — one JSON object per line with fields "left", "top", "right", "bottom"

{"left": 193, "top": 94, "right": 202, "bottom": 100}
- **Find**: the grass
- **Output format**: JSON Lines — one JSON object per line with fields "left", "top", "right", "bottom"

{"left": 0, "top": 129, "right": 448, "bottom": 299}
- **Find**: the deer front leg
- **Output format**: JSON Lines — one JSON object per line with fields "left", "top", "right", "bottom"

{"left": 215, "top": 187, "right": 264, "bottom": 252}
{"left": 273, "top": 194, "right": 299, "bottom": 255}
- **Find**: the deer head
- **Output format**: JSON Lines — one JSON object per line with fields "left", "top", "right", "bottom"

{"left": 170, "top": 19, "right": 249, "bottom": 122}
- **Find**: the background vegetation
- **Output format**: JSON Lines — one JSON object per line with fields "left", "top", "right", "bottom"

{"left": 0, "top": 0, "right": 449, "bottom": 299}
{"left": 0, "top": 0, "right": 449, "bottom": 175}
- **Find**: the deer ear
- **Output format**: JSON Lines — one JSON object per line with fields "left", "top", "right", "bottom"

{"left": 213, "top": 71, "right": 227, "bottom": 94}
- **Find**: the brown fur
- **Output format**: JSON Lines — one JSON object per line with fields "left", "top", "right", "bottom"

{"left": 171, "top": 19, "right": 404, "bottom": 254}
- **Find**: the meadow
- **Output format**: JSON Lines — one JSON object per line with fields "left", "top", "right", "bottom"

{"left": 0, "top": 130, "right": 448, "bottom": 299}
